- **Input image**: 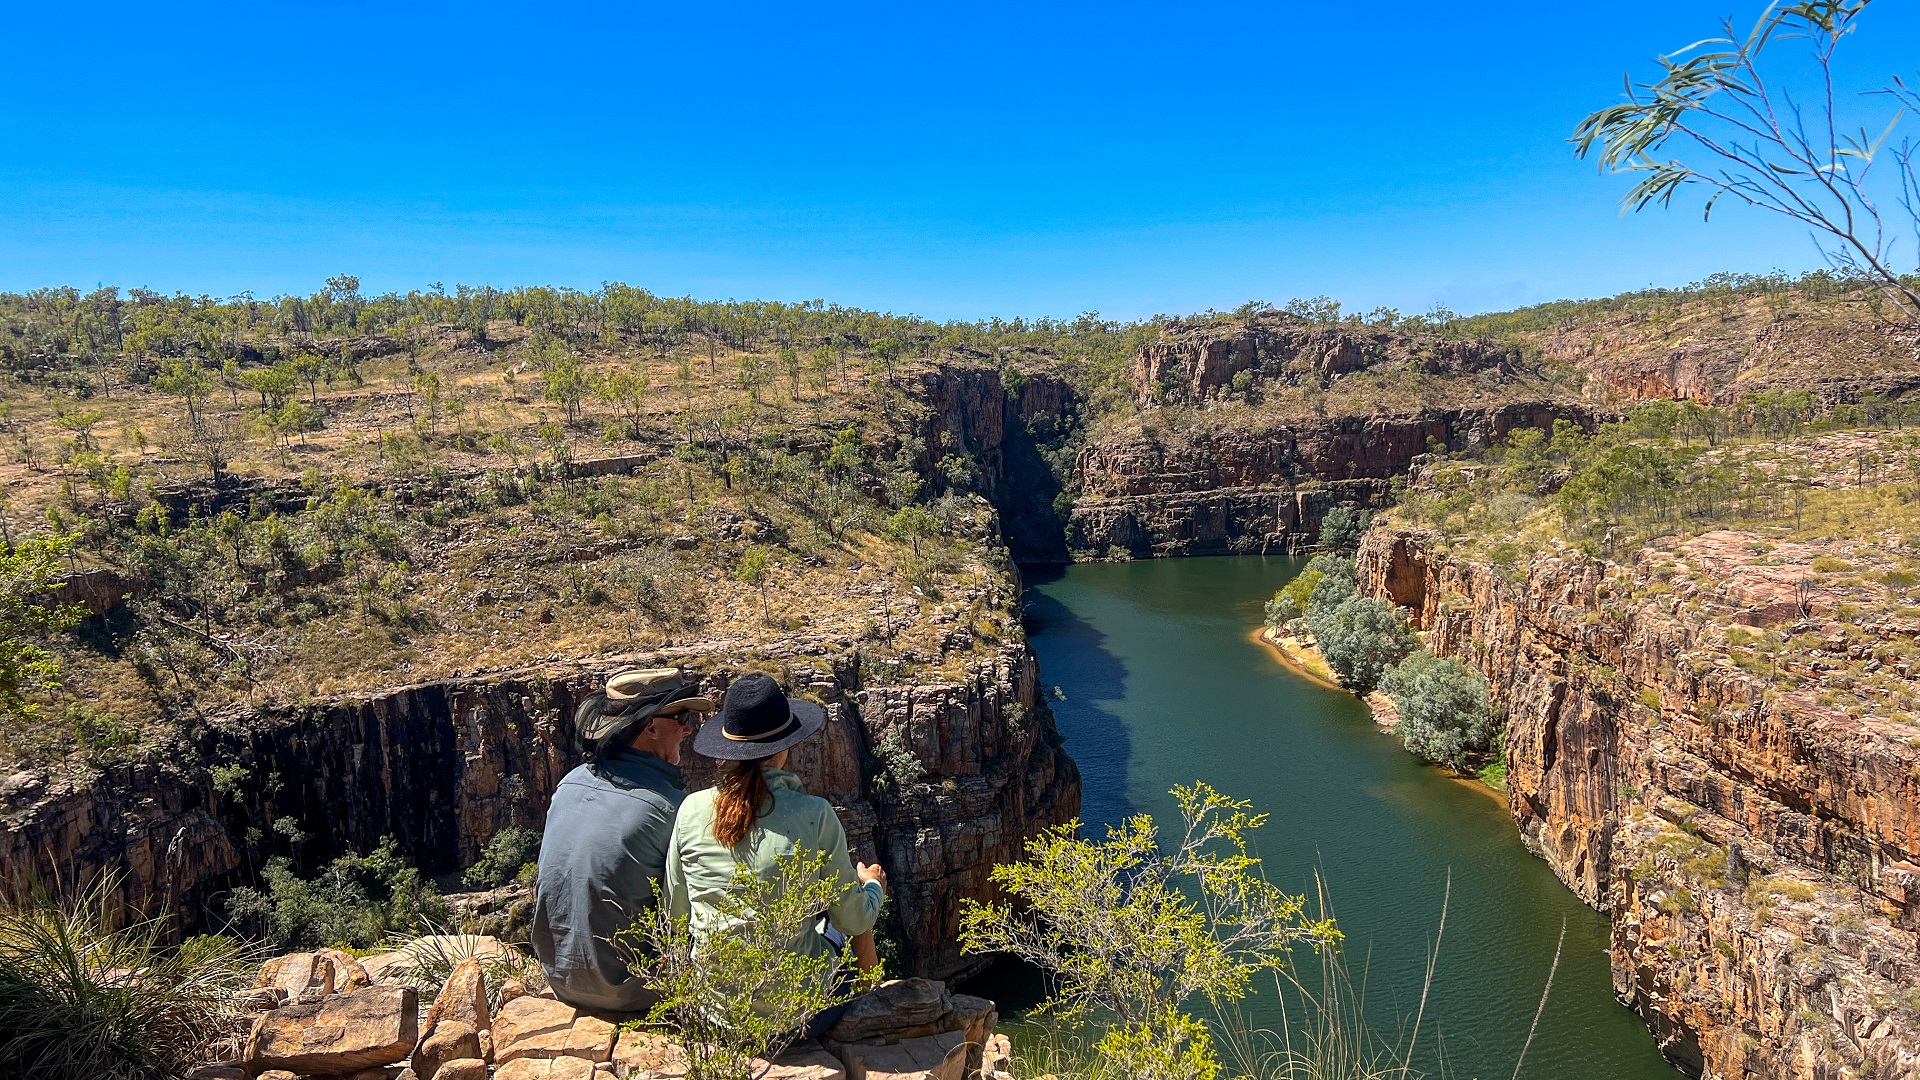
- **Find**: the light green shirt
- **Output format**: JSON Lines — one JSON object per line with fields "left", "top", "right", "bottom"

{"left": 664, "top": 769, "right": 883, "bottom": 961}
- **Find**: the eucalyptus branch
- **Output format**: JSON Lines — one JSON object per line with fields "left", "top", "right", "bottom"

{"left": 1572, "top": 0, "right": 1920, "bottom": 324}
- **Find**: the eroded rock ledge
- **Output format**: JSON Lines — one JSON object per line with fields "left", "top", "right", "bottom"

{"left": 1359, "top": 527, "right": 1920, "bottom": 1079}
{"left": 1, "top": 643, "right": 1079, "bottom": 981}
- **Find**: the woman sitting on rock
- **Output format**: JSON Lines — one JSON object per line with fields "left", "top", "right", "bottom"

{"left": 664, "top": 674, "right": 887, "bottom": 1031}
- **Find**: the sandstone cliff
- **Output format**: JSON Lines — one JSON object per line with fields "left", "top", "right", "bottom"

{"left": 1359, "top": 527, "right": 1920, "bottom": 1079}
{"left": 1, "top": 643, "right": 1079, "bottom": 981}
{"left": 1070, "top": 403, "right": 1597, "bottom": 558}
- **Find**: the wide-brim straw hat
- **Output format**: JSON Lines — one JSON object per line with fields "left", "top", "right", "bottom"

{"left": 576, "top": 668, "right": 716, "bottom": 756}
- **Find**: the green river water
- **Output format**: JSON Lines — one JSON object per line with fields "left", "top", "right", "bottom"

{"left": 1017, "top": 555, "right": 1681, "bottom": 1080}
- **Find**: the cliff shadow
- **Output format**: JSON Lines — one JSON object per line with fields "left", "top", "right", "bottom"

{"left": 1018, "top": 564, "right": 1134, "bottom": 829}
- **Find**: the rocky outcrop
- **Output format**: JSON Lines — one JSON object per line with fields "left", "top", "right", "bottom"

{"left": 1135, "top": 314, "right": 1518, "bottom": 406}
{"left": 1358, "top": 527, "right": 1920, "bottom": 1079}
{"left": 1071, "top": 403, "right": 1598, "bottom": 558}
{"left": 1, "top": 646, "right": 1078, "bottom": 981}
{"left": 223, "top": 941, "right": 1011, "bottom": 1080}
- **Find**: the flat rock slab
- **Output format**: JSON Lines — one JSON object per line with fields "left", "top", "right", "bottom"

{"left": 246, "top": 985, "right": 419, "bottom": 1075}
{"left": 609, "top": 1034, "right": 845, "bottom": 1080}
{"left": 496, "top": 1057, "right": 597, "bottom": 1080}
{"left": 494, "top": 995, "right": 617, "bottom": 1063}
{"left": 827, "top": 979, "right": 951, "bottom": 1044}
{"left": 839, "top": 1030, "right": 967, "bottom": 1080}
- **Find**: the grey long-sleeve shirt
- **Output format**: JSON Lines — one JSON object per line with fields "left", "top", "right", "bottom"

{"left": 529, "top": 750, "right": 684, "bottom": 1013}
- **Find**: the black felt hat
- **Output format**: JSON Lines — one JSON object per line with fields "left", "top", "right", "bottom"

{"left": 692, "top": 673, "right": 826, "bottom": 760}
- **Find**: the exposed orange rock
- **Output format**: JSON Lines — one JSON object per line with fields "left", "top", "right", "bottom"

{"left": 1360, "top": 526, "right": 1920, "bottom": 1078}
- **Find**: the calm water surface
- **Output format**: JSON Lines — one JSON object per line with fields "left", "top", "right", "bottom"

{"left": 1020, "top": 556, "right": 1679, "bottom": 1080}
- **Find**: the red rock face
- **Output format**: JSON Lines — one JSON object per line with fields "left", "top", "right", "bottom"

{"left": 1134, "top": 317, "right": 1515, "bottom": 406}
{"left": 1359, "top": 528, "right": 1920, "bottom": 1079}
{"left": 1070, "top": 403, "right": 1598, "bottom": 558}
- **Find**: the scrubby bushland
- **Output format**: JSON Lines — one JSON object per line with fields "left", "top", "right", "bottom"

{"left": 1381, "top": 650, "right": 1494, "bottom": 770}
{"left": 959, "top": 783, "right": 1340, "bottom": 1080}
{"left": 223, "top": 837, "right": 447, "bottom": 951}
{"left": 462, "top": 825, "right": 540, "bottom": 889}
{"left": 0, "top": 882, "right": 251, "bottom": 1080}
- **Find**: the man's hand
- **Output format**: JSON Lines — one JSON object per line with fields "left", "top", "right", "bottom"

{"left": 857, "top": 861, "right": 888, "bottom": 892}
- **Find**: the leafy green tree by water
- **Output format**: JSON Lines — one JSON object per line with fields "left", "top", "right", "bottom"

{"left": 1317, "top": 505, "right": 1369, "bottom": 551}
{"left": 1382, "top": 650, "right": 1494, "bottom": 769}
{"left": 1313, "top": 596, "right": 1416, "bottom": 694}
{"left": 959, "top": 783, "right": 1340, "bottom": 1080}
{"left": 1264, "top": 553, "right": 1355, "bottom": 630}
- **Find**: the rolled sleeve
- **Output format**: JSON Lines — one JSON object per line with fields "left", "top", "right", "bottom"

{"left": 817, "top": 805, "right": 883, "bottom": 936}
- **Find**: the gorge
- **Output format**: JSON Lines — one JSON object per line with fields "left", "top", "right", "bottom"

{"left": 7, "top": 289, "right": 1920, "bottom": 1079}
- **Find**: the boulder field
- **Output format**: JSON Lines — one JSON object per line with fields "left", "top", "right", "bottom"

{"left": 187, "top": 938, "right": 1016, "bottom": 1080}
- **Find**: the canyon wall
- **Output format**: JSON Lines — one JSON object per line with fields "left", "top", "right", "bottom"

{"left": 1359, "top": 528, "right": 1920, "bottom": 1080}
{"left": 0, "top": 644, "right": 1079, "bottom": 980}
{"left": 1070, "top": 403, "right": 1597, "bottom": 558}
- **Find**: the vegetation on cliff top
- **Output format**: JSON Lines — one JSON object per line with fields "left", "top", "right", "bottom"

{"left": 1387, "top": 397, "right": 1920, "bottom": 732}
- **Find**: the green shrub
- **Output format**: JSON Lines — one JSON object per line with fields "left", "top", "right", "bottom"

{"left": 463, "top": 826, "right": 540, "bottom": 890}
{"left": 1312, "top": 595, "right": 1416, "bottom": 694}
{"left": 1318, "top": 506, "right": 1370, "bottom": 551}
{"left": 960, "top": 783, "right": 1340, "bottom": 1080}
{"left": 1383, "top": 650, "right": 1493, "bottom": 768}
{"left": 0, "top": 882, "right": 251, "bottom": 1080}
{"left": 225, "top": 837, "right": 447, "bottom": 950}
{"left": 631, "top": 847, "right": 877, "bottom": 1080}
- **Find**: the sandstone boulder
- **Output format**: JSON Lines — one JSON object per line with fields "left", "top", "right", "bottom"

{"left": 256, "top": 952, "right": 335, "bottom": 1004}
{"left": 611, "top": 1030, "right": 685, "bottom": 1077}
{"left": 839, "top": 1030, "right": 967, "bottom": 1080}
{"left": 827, "top": 979, "right": 951, "bottom": 1044}
{"left": 413, "top": 1019, "right": 482, "bottom": 1080}
{"left": 982, "top": 1033, "right": 1014, "bottom": 1079}
{"left": 245, "top": 984, "right": 419, "bottom": 1075}
{"left": 316, "top": 948, "right": 373, "bottom": 991}
{"left": 424, "top": 957, "right": 492, "bottom": 1033}
{"left": 493, "top": 995, "right": 616, "bottom": 1063}
{"left": 435, "top": 1060, "right": 489, "bottom": 1080}
{"left": 765, "top": 1042, "right": 849, "bottom": 1079}
{"left": 495, "top": 1057, "right": 596, "bottom": 1080}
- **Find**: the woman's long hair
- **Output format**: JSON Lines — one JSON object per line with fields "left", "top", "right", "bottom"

{"left": 713, "top": 757, "right": 777, "bottom": 848}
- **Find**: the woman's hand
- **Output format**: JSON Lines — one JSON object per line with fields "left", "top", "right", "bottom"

{"left": 857, "top": 861, "right": 888, "bottom": 893}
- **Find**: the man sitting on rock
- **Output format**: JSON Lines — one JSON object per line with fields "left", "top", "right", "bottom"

{"left": 530, "top": 667, "right": 715, "bottom": 1014}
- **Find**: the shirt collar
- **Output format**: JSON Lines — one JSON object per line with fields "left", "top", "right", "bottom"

{"left": 605, "top": 748, "right": 685, "bottom": 789}
{"left": 764, "top": 768, "right": 804, "bottom": 793}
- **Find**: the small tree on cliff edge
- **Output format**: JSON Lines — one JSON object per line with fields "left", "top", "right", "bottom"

{"left": 959, "top": 783, "right": 1341, "bottom": 1080}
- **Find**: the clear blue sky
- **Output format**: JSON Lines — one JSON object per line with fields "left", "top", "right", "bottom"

{"left": 3, "top": 2, "right": 1915, "bottom": 320}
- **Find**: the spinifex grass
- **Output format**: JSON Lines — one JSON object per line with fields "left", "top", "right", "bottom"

{"left": 0, "top": 877, "right": 254, "bottom": 1080}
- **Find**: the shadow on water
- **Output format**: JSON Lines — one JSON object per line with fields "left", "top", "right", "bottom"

{"left": 1018, "top": 563, "right": 1136, "bottom": 827}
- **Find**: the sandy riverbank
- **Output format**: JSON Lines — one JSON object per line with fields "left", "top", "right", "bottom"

{"left": 1250, "top": 624, "right": 1506, "bottom": 803}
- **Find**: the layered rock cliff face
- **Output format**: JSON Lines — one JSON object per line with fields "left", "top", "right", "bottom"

{"left": 1359, "top": 528, "right": 1920, "bottom": 1079}
{"left": 911, "top": 363, "right": 1078, "bottom": 564}
{"left": 1070, "top": 403, "right": 1595, "bottom": 558}
{"left": 1134, "top": 316, "right": 1520, "bottom": 406}
{"left": 1, "top": 645, "right": 1078, "bottom": 980}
